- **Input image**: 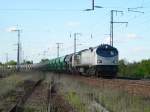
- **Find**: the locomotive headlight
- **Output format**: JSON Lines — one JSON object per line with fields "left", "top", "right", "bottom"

{"left": 97, "top": 60, "right": 102, "bottom": 63}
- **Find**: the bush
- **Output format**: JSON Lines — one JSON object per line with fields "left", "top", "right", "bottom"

{"left": 118, "top": 59, "right": 150, "bottom": 78}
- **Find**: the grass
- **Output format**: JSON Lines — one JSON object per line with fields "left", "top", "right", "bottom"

{"left": 0, "top": 72, "right": 44, "bottom": 98}
{"left": 0, "top": 72, "right": 47, "bottom": 112}
{"left": 47, "top": 73, "right": 150, "bottom": 112}
{"left": 96, "top": 87, "right": 150, "bottom": 112}
{"left": 65, "top": 91, "right": 87, "bottom": 112}
{"left": 0, "top": 74, "right": 26, "bottom": 97}
{"left": 23, "top": 107, "right": 37, "bottom": 112}
{"left": 51, "top": 74, "right": 109, "bottom": 112}
{"left": 19, "top": 72, "right": 149, "bottom": 112}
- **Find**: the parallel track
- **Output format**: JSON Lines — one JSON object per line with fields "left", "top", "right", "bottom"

{"left": 8, "top": 79, "right": 43, "bottom": 112}
{"left": 68, "top": 73, "right": 150, "bottom": 97}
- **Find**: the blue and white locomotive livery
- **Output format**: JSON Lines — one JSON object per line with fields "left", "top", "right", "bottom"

{"left": 72, "top": 44, "right": 118, "bottom": 77}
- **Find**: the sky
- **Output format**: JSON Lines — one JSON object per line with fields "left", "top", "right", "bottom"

{"left": 0, "top": 0, "right": 150, "bottom": 63}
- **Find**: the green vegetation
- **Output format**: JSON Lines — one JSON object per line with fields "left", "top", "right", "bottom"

{"left": 118, "top": 59, "right": 150, "bottom": 78}
{"left": 97, "top": 88, "right": 150, "bottom": 112}
{"left": 53, "top": 74, "right": 150, "bottom": 112}
{"left": 56, "top": 74, "right": 110, "bottom": 112}
{"left": 5, "top": 60, "right": 17, "bottom": 65}
{"left": 0, "top": 74, "right": 34, "bottom": 97}
{"left": 65, "top": 91, "right": 87, "bottom": 112}
{"left": 0, "top": 74, "right": 25, "bottom": 97}
{"left": 0, "top": 73, "right": 40, "bottom": 97}
{"left": 23, "top": 107, "right": 37, "bottom": 112}
{"left": 40, "top": 59, "right": 50, "bottom": 63}
{"left": 23, "top": 60, "right": 33, "bottom": 64}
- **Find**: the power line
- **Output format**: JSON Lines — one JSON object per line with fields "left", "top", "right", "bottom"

{"left": 128, "top": 6, "right": 144, "bottom": 13}
{"left": 0, "top": 8, "right": 84, "bottom": 12}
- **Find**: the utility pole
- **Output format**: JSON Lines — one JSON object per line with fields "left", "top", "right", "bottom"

{"left": 22, "top": 50, "right": 24, "bottom": 64}
{"left": 17, "top": 30, "right": 21, "bottom": 71}
{"left": 92, "top": 0, "right": 95, "bottom": 10}
{"left": 85, "top": 0, "right": 103, "bottom": 11}
{"left": 56, "top": 43, "right": 63, "bottom": 58}
{"left": 73, "top": 33, "right": 82, "bottom": 54}
{"left": 6, "top": 53, "right": 8, "bottom": 64}
{"left": 69, "top": 33, "right": 81, "bottom": 66}
{"left": 11, "top": 29, "right": 21, "bottom": 71}
{"left": 110, "top": 10, "right": 128, "bottom": 46}
{"left": 74, "top": 34, "right": 77, "bottom": 55}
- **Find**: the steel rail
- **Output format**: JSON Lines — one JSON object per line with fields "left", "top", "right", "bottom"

{"left": 8, "top": 79, "right": 43, "bottom": 112}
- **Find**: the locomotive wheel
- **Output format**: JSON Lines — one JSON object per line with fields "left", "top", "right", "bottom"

{"left": 88, "top": 67, "right": 96, "bottom": 76}
{"left": 95, "top": 71, "right": 100, "bottom": 77}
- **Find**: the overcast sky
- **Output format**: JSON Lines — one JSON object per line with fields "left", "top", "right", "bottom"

{"left": 0, "top": 0, "right": 150, "bottom": 63}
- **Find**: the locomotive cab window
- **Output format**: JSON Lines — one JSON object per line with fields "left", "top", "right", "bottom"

{"left": 96, "top": 46, "right": 118, "bottom": 57}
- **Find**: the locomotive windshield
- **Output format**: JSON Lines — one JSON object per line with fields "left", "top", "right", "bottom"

{"left": 96, "top": 45, "right": 118, "bottom": 57}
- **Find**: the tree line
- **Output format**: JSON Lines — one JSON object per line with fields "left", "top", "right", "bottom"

{"left": 0, "top": 60, "right": 33, "bottom": 65}
{"left": 118, "top": 59, "right": 150, "bottom": 79}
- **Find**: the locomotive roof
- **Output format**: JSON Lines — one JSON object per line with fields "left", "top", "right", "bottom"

{"left": 76, "top": 44, "right": 118, "bottom": 54}
{"left": 98, "top": 44, "right": 118, "bottom": 50}
{"left": 44, "top": 44, "right": 118, "bottom": 63}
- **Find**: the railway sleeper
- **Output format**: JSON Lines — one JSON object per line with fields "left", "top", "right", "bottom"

{"left": 8, "top": 79, "right": 43, "bottom": 112}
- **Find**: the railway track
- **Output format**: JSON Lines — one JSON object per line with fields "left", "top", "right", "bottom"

{"left": 47, "top": 78, "right": 74, "bottom": 112}
{"left": 7, "top": 75, "right": 73, "bottom": 112}
{"left": 65, "top": 73, "right": 150, "bottom": 97}
{"left": 8, "top": 79, "right": 43, "bottom": 112}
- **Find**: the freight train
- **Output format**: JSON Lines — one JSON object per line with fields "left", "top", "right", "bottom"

{"left": 42, "top": 44, "right": 119, "bottom": 77}
{"left": 2, "top": 44, "right": 119, "bottom": 77}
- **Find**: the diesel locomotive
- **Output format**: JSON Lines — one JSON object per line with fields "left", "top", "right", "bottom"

{"left": 44, "top": 44, "right": 119, "bottom": 77}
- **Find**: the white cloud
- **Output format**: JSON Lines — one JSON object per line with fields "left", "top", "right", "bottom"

{"left": 115, "top": 33, "right": 142, "bottom": 44}
{"left": 127, "top": 33, "right": 140, "bottom": 39}
{"left": 6, "top": 26, "right": 18, "bottom": 32}
{"left": 132, "top": 47, "right": 149, "bottom": 53}
{"left": 66, "top": 21, "right": 80, "bottom": 28}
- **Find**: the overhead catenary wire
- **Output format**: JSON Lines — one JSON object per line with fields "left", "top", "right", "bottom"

{"left": 0, "top": 8, "right": 87, "bottom": 12}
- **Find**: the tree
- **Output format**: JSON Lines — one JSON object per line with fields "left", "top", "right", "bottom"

{"left": 6, "top": 60, "right": 17, "bottom": 65}
{"left": 118, "top": 59, "right": 150, "bottom": 78}
{"left": 40, "top": 59, "right": 49, "bottom": 63}
{"left": 118, "top": 59, "right": 127, "bottom": 76}
{"left": 23, "top": 60, "right": 33, "bottom": 64}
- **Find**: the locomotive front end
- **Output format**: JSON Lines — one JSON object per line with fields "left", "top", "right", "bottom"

{"left": 96, "top": 44, "right": 118, "bottom": 77}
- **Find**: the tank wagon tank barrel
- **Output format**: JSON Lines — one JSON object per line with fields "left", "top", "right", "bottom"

{"left": 37, "top": 44, "right": 119, "bottom": 78}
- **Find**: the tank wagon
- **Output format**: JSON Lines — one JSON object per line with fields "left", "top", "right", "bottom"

{"left": 45, "top": 44, "right": 119, "bottom": 77}
{"left": 5, "top": 44, "right": 118, "bottom": 77}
